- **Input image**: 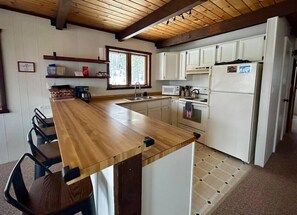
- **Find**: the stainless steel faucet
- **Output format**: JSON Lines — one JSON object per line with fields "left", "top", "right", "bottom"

{"left": 134, "top": 82, "right": 141, "bottom": 98}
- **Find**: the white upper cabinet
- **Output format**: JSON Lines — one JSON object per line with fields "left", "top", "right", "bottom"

{"left": 186, "top": 49, "right": 200, "bottom": 70}
{"left": 156, "top": 52, "right": 185, "bottom": 80}
{"left": 156, "top": 53, "right": 164, "bottom": 80}
{"left": 200, "top": 45, "right": 216, "bottom": 67}
{"left": 179, "top": 51, "right": 187, "bottom": 80}
{"left": 237, "top": 35, "right": 265, "bottom": 61}
{"left": 164, "top": 52, "right": 180, "bottom": 80}
{"left": 216, "top": 41, "right": 238, "bottom": 63}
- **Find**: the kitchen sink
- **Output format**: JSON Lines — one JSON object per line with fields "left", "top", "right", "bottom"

{"left": 125, "top": 96, "right": 156, "bottom": 101}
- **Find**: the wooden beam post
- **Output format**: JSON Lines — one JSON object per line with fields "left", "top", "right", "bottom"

{"left": 114, "top": 154, "right": 142, "bottom": 215}
{"left": 156, "top": 0, "right": 297, "bottom": 48}
{"left": 116, "top": 0, "right": 207, "bottom": 41}
{"left": 56, "top": 0, "right": 72, "bottom": 30}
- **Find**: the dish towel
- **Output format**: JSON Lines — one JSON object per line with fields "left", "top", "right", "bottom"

{"left": 185, "top": 101, "right": 193, "bottom": 118}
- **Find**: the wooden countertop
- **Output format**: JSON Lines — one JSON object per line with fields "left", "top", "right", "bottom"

{"left": 51, "top": 99, "right": 148, "bottom": 184}
{"left": 90, "top": 96, "right": 196, "bottom": 166}
{"left": 51, "top": 96, "right": 196, "bottom": 184}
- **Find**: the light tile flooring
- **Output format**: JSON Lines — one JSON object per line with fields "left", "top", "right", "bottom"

{"left": 192, "top": 142, "right": 251, "bottom": 215}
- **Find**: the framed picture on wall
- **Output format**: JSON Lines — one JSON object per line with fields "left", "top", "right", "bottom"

{"left": 18, "top": 61, "right": 35, "bottom": 73}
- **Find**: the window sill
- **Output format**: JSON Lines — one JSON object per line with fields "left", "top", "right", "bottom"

{"left": 107, "top": 86, "right": 152, "bottom": 90}
{"left": 0, "top": 109, "right": 9, "bottom": 114}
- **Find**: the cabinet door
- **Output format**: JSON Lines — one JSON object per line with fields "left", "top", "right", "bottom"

{"left": 136, "top": 109, "right": 148, "bottom": 116}
{"left": 179, "top": 52, "right": 187, "bottom": 80}
{"left": 164, "top": 52, "right": 179, "bottom": 80}
{"left": 216, "top": 41, "right": 238, "bottom": 63}
{"left": 200, "top": 46, "right": 216, "bottom": 67}
{"left": 156, "top": 53, "right": 165, "bottom": 80}
{"left": 148, "top": 107, "right": 162, "bottom": 120}
{"left": 237, "top": 35, "right": 265, "bottom": 61}
{"left": 171, "top": 99, "right": 178, "bottom": 126}
{"left": 162, "top": 106, "right": 171, "bottom": 124}
{"left": 186, "top": 49, "right": 200, "bottom": 70}
{"left": 119, "top": 103, "right": 131, "bottom": 109}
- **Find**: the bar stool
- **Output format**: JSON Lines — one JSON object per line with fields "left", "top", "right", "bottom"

{"left": 27, "top": 127, "right": 61, "bottom": 179}
{"left": 34, "top": 107, "right": 55, "bottom": 127}
{"left": 32, "top": 115, "right": 57, "bottom": 143}
{"left": 4, "top": 153, "right": 96, "bottom": 215}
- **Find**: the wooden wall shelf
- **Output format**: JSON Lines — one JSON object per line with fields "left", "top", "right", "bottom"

{"left": 46, "top": 75, "right": 109, "bottom": 79}
{"left": 43, "top": 55, "right": 109, "bottom": 64}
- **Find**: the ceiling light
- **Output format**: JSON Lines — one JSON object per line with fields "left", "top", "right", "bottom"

{"left": 181, "top": 14, "right": 185, "bottom": 22}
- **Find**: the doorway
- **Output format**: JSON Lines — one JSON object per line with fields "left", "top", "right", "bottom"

{"left": 286, "top": 59, "right": 297, "bottom": 133}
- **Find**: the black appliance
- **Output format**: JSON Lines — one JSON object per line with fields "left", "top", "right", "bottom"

{"left": 75, "top": 86, "right": 91, "bottom": 103}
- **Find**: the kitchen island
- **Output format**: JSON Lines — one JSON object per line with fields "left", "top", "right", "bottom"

{"left": 51, "top": 97, "right": 197, "bottom": 215}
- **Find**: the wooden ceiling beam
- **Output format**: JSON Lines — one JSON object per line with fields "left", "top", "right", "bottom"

{"left": 156, "top": 0, "right": 297, "bottom": 48}
{"left": 116, "top": 0, "right": 207, "bottom": 41}
{"left": 55, "top": 0, "right": 72, "bottom": 30}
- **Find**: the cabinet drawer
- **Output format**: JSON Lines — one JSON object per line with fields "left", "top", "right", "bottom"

{"left": 147, "top": 100, "right": 162, "bottom": 109}
{"left": 161, "top": 99, "right": 171, "bottom": 106}
{"left": 131, "top": 102, "right": 147, "bottom": 111}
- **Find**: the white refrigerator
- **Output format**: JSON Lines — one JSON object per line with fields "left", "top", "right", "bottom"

{"left": 206, "top": 62, "right": 262, "bottom": 163}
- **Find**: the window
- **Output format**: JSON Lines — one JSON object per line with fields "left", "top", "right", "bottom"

{"left": 106, "top": 46, "right": 151, "bottom": 90}
{"left": 0, "top": 29, "right": 8, "bottom": 113}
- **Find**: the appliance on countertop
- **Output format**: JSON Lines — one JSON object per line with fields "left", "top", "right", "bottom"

{"left": 206, "top": 62, "right": 263, "bottom": 163}
{"left": 162, "top": 85, "right": 180, "bottom": 96}
{"left": 75, "top": 86, "right": 92, "bottom": 103}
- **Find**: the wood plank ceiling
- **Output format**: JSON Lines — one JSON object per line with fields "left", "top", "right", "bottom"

{"left": 0, "top": 0, "right": 295, "bottom": 48}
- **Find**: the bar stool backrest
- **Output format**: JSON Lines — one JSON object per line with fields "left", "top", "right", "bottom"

{"left": 27, "top": 128, "right": 48, "bottom": 160}
{"left": 4, "top": 153, "right": 51, "bottom": 215}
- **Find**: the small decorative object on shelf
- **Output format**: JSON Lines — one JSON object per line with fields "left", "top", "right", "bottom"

{"left": 96, "top": 72, "right": 108, "bottom": 77}
{"left": 49, "top": 85, "right": 74, "bottom": 100}
{"left": 82, "top": 66, "right": 89, "bottom": 77}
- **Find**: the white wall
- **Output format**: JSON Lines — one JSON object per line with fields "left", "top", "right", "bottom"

{"left": 255, "top": 17, "right": 294, "bottom": 167}
{"left": 0, "top": 9, "right": 160, "bottom": 164}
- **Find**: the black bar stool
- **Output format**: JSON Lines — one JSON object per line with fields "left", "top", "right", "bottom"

{"left": 4, "top": 153, "right": 96, "bottom": 215}
{"left": 34, "top": 108, "right": 54, "bottom": 127}
{"left": 32, "top": 115, "right": 57, "bottom": 143}
{"left": 27, "top": 127, "right": 61, "bottom": 179}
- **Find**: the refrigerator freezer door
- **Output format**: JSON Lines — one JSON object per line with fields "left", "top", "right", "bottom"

{"left": 206, "top": 91, "right": 254, "bottom": 163}
{"left": 211, "top": 63, "right": 257, "bottom": 94}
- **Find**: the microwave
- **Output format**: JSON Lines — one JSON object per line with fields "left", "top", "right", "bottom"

{"left": 162, "top": 85, "right": 180, "bottom": 96}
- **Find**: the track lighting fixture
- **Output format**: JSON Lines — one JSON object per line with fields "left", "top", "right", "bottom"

{"left": 165, "top": 9, "right": 192, "bottom": 25}
{"left": 181, "top": 14, "right": 185, "bottom": 21}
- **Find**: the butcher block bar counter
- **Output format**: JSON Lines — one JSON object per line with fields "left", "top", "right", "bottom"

{"left": 51, "top": 98, "right": 197, "bottom": 215}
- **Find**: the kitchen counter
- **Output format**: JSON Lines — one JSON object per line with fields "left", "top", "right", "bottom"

{"left": 51, "top": 96, "right": 197, "bottom": 215}
{"left": 90, "top": 96, "right": 195, "bottom": 166}
{"left": 51, "top": 96, "right": 195, "bottom": 182}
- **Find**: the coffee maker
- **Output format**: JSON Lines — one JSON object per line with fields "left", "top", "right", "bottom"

{"left": 75, "top": 86, "right": 91, "bottom": 103}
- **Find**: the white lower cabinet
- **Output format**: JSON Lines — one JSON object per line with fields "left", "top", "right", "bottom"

{"left": 161, "top": 106, "right": 171, "bottom": 124}
{"left": 171, "top": 99, "right": 179, "bottom": 126}
{"left": 148, "top": 107, "right": 162, "bottom": 120}
{"left": 131, "top": 102, "right": 148, "bottom": 116}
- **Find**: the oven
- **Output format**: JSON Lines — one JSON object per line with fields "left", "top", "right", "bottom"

{"left": 178, "top": 100, "right": 208, "bottom": 143}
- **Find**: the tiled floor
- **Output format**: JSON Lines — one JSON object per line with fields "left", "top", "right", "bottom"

{"left": 192, "top": 142, "right": 251, "bottom": 215}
